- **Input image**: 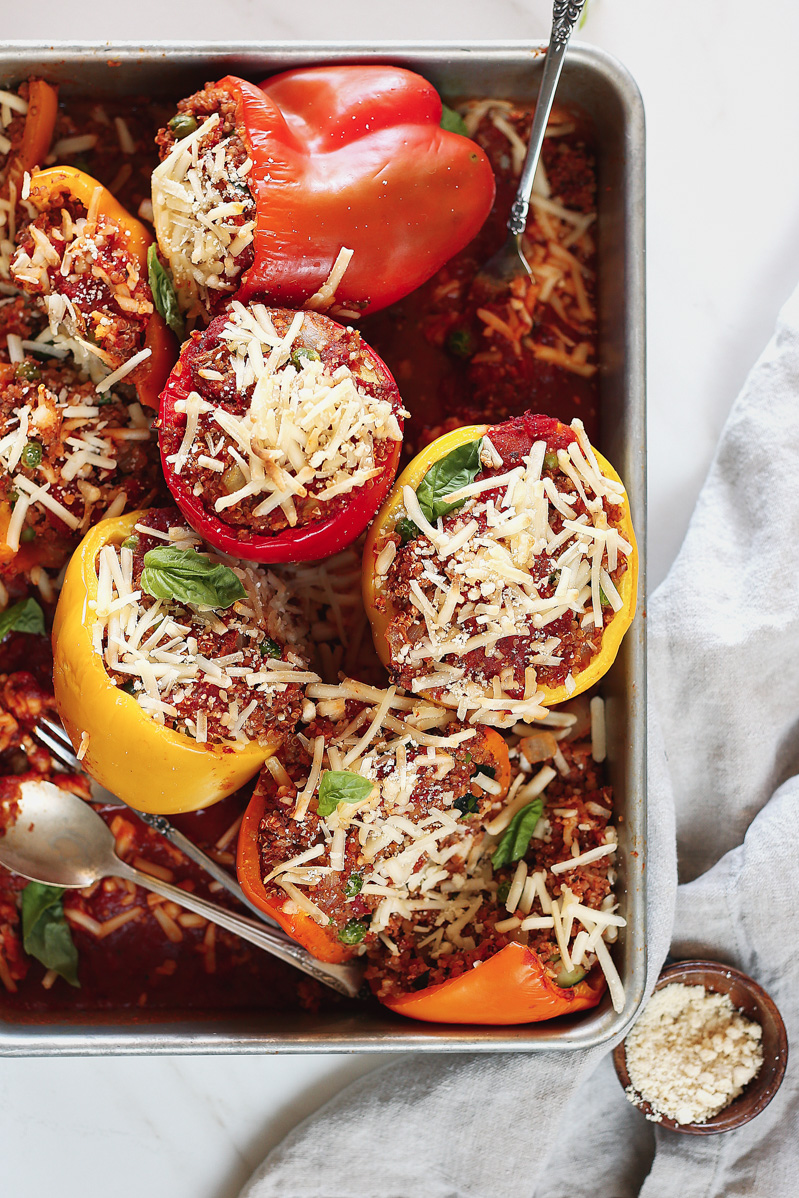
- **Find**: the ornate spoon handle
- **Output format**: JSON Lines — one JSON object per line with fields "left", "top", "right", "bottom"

{"left": 509, "top": 0, "right": 588, "bottom": 236}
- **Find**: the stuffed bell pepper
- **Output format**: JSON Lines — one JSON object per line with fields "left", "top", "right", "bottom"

{"left": 52, "top": 506, "right": 317, "bottom": 813}
{"left": 152, "top": 66, "right": 495, "bottom": 322}
{"left": 0, "top": 79, "right": 59, "bottom": 281}
{"left": 10, "top": 166, "right": 176, "bottom": 408}
{"left": 0, "top": 341, "right": 161, "bottom": 578}
{"left": 363, "top": 413, "right": 638, "bottom": 726}
{"left": 159, "top": 303, "right": 406, "bottom": 563}
{"left": 236, "top": 680, "right": 623, "bottom": 1023}
{"left": 236, "top": 678, "right": 512, "bottom": 966}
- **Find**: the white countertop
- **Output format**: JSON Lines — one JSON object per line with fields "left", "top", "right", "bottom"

{"left": 3, "top": 2, "right": 799, "bottom": 1195}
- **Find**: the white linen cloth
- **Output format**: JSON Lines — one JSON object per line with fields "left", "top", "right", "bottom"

{"left": 240, "top": 285, "right": 799, "bottom": 1198}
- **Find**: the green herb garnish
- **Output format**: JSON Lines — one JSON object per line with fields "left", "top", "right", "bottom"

{"left": 140, "top": 546, "right": 246, "bottom": 609}
{"left": 316, "top": 771, "right": 373, "bottom": 819}
{"left": 446, "top": 328, "right": 473, "bottom": 358}
{"left": 121, "top": 536, "right": 139, "bottom": 551}
{"left": 0, "top": 597, "right": 45, "bottom": 642}
{"left": 410, "top": 970, "right": 431, "bottom": 991}
{"left": 260, "top": 637, "right": 282, "bottom": 659}
{"left": 599, "top": 586, "right": 612, "bottom": 608}
{"left": 147, "top": 243, "right": 185, "bottom": 340}
{"left": 440, "top": 103, "right": 469, "bottom": 138}
{"left": 496, "top": 880, "right": 511, "bottom": 905}
{"left": 491, "top": 797, "right": 545, "bottom": 870}
{"left": 337, "top": 918, "right": 368, "bottom": 945}
{"left": 395, "top": 517, "right": 418, "bottom": 544}
{"left": 21, "top": 882, "right": 79, "bottom": 987}
{"left": 453, "top": 793, "right": 479, "bottom": 817}
{"left": 344, "top": 873, "right": 363, "bottom": 898}
{"left": 415, "top": 437, "right": 483, "bottom": 524}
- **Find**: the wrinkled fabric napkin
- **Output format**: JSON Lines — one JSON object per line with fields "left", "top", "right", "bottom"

{"left": 240, "top": 285, "right": 799, "bottom": 1198}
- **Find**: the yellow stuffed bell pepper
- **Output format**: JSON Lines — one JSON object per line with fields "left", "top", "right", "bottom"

{"left": 52, "top": 511, "right": 276, "bottom": 814}
{"left": 17, "top": 166, "right": 177, "bottom": 409}
{"left": 363, "top": 413, "right": 638, "bottom": 711}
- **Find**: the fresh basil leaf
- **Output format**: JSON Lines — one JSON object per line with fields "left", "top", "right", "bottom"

{"left": 21, "top": 882, "right": 79, "bottom": 987}
{"left": 440, "top": 103, "right": 469, "bottom": 138}
{"left": 0, "top": 597, "right": 45, "bottom": 642}
{"left": 416, "top": 437, "right": 483, "bottom": 524}
{"left": 141, "top": 547, "right": 246, "bottom": 609}
{"left": 453, "top": 793, "right": 479, "bottom": 817}
{"left": 316, "top": 770, "right": 374, "bottom": 818}
{"left": 147, "top": 243, "right": 185, "bottom": 340}
{"left": 491, "top": 797, "right": 545, "bottom": 870}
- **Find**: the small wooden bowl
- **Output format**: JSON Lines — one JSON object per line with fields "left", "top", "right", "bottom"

{"left": 613, "top": 959, "right": 788, "bottom": 1134}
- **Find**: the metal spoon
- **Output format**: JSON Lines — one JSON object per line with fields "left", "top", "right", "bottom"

{"left": 0, "top": 779, "right": 364, "bottom": 999}
{"left": 472, "top": 0, "right": 587, "bottom": 296}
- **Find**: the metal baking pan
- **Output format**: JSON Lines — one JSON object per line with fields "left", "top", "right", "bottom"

{"left": 0, "top": 40, "right": 646, "bottom": 1055}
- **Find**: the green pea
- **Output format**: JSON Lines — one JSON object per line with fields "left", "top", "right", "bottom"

{"left": 15, "top": 361, "right": 41, "bottom": 383}
{"left": 19, "top": 526, "right": 36, "bottom": 543}
{"left": 289, "top": 346, "right": 321, "bottom": 370}
{"left": 260, "top": 637, "right": 281, "bottom": 659}
{"left": 168, "top": 113, "right": 198, "bottom": 138}
{"left": 21, "top": 441, "right": 43, "bottom": 468}
{"left": 544, "top": 451, "right": 559, "bottom": 471}
{"left": 395, "top": 517, "right": 418, "bottom": 544}
{"left": 337, "top": 918, "right": 367, "bottom": 945}
{"left": 344, "top": 874, "right": 363, "bottom": 898}
{"left": 446, "top": 328, "right": 473, "bottom": 359}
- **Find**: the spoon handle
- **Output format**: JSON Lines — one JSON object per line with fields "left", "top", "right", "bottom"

{"left": 127, "top": 806, "right": 280, "bottom": 926}
{"left": 112, "top": 859, "right": 364, "bottom": 999}
{"left": 509, "top": 0, "right": 587, "bottom": 236}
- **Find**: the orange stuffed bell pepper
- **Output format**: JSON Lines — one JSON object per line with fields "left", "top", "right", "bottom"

{"left": 236, "top": 698, "right": 511, "bottom": 966}
{"left": 153, "top": 66, "right": 495, "bottom": 321}
{"left": 11, "top": 166, "right": 176, "bottom": 408}
{"left": 52, "top": 508, "right": 310, "bottom": 814}
{"left": 0, "top": 79, "right": 59, "bottom": 203}
{"left": 363, "top": 412, "right": 638, "bottom": 719}
{"left": 378, "top": 943, "right": 606, "bottom": 1025}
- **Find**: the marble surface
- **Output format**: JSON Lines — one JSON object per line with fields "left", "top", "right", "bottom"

{"left": 4, "top": 2, "right": 799, "bottom": 1196}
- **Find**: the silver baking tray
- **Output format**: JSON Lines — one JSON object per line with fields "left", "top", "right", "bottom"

{"left": 0, "top": 41, "right": 646, "bottom": 1055}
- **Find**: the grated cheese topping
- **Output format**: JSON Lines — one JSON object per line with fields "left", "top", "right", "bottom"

{"left": 10, "top": 188, "right": 154, "bottom": 379}
{"left": 258, "top": 687, "right": 625, "bottom": 1009}
{"left": 151, "top": 114, "right": 256, "bottom": 317}
{"left": 0, "top": 332, "right": 158, "bottom": 553}
{"left": 93, "top": 515, "right": 317, "bottom": 744}
{"left": 165, "top": 304, "right": 405, "bottom": 531}
{"left": 379, "top": 419, "right": 631, "bottom": 727}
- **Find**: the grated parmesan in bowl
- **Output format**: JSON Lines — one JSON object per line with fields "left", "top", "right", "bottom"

{"left": 614, "top": 961, "right": 787, "bottom": 1134}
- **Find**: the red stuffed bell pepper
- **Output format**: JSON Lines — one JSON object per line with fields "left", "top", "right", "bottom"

{"left": 152, "top": 66, "right": 495, "bottom": 321}
{"left": 10, "top": 166, "right": 176, "bottom": 409}
{"left": 159, "top": 303, "right": 406, "bottom": 564}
